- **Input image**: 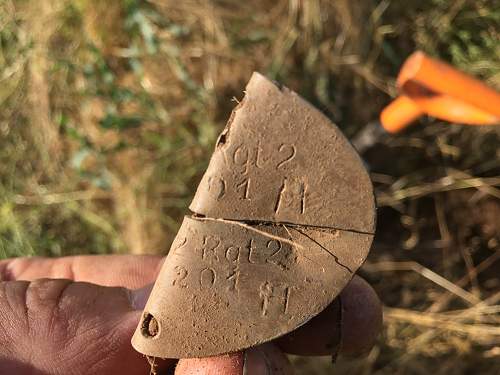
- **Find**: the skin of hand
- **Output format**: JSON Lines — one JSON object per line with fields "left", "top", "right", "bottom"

{"left": 0, "top": 255, "right": 382, "bottom": 375}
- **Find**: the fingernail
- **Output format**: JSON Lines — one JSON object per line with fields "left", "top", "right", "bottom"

{"left": 243, "top": 351, "right": 249, "bottom": 375}
{"left": 331, "top": 295, "right": 342, "bottom": 364}
{"left": 130, "top": 283, "right": 154, "bottom": 310}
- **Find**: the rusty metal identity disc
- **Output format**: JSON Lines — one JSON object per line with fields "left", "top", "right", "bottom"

{"left": 131, "top": 73, "right": 375, "bottom": 358}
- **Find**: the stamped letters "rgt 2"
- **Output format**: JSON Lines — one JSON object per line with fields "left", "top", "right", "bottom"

{"left": 222, "top": 142, "right": 296, "bottom": 174}
{"left": 198, "top": 235, "right": 294, "bottom": 270}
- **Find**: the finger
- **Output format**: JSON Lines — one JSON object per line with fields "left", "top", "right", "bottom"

{"left": 0, "top": 255, "right": 164, "bottom": 289}
{"left": 175, "top": 344, "right": 293, "bottom": 375}
{"left": 243, "top": 344, "right": 294, "bottom": 375}
{"left": 175, "top": 352, "right": 243, "bottom": 375}
{"left": 0, "top": 279, "right": 173, "bottom": 375}
{"left": 275, "top": 275, "right": 382, "bottom": 357}
{"left": 339, "top": 275, "right": 383, "bottom": 356}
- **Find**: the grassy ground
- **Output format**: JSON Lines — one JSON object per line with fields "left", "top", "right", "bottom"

{"left": 1, "top": 0, "right": 499, "bottom": 373}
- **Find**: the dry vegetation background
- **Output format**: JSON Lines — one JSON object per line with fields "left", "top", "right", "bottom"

{"left": 0, "top": 0, "right": 499, "bottom": 373}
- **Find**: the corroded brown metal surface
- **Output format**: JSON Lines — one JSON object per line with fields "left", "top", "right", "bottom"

{"left": 131, "top": 73, "right": 375, "bottom": 358}
{"left": 190, "top": 73, "right": 375, "bottom": 233}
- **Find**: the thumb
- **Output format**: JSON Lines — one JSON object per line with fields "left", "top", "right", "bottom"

{"left": 0, "top": 279, "right": 172, "bottom": 375}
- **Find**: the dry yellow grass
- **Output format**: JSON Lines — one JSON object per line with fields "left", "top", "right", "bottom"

{"left": 0, "top": 0, "right": 499, "bottom": 373}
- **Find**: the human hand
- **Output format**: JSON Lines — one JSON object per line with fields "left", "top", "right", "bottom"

{"left": 0, "top": 255, "right": 381, "bottom": 374}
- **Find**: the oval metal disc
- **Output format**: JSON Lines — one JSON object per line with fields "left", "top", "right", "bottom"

{"left": 131, "top": 73, "right": 375, "bottom": 358}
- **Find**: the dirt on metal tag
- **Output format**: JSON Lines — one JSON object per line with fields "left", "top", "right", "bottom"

{"left": 131, "top": 72, "right": 375, "bottom": 358}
